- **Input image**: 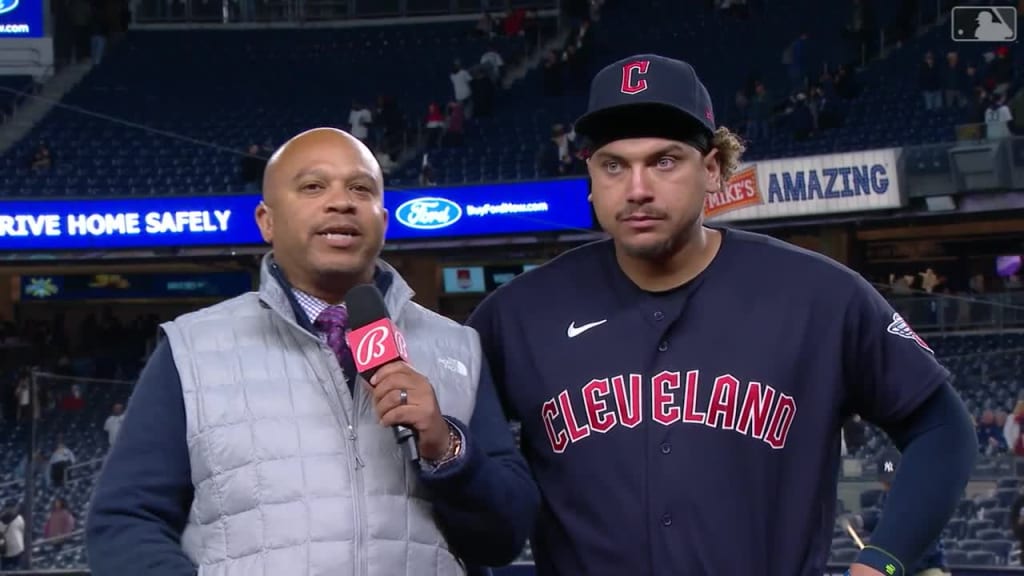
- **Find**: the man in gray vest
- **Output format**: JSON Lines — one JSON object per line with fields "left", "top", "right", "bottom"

{"left": 86, "top": 128, "right": 540, "bottom": 576}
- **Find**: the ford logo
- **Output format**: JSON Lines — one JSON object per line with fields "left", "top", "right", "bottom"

{"left": 394, "top": 197, "right": 463, "bottom": 230}
{"left": 0, "top": 0, "right": 19, "bottom": 15}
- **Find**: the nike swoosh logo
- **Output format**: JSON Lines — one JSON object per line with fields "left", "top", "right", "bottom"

{"left": 567, "top": 319, "right": 608, "bottom": 338}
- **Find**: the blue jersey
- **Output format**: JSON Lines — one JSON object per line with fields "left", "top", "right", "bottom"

{"left": 468, "top": 228, "right": 951, "bottom": 576}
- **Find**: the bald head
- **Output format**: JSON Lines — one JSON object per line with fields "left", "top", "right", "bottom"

{"left": 253, "top": 126, "right": 389, "bottom": 304}
{"left": 262, "top": 127, "right": 383, "bottom": 203}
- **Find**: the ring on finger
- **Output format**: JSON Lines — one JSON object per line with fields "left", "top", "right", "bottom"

{"left": 399, "top": 389, "right": 408, "bottom": 406}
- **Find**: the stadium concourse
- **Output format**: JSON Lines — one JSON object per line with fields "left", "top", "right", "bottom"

{"left": 1, "top": 0, "right": 1024, "bottom": 574}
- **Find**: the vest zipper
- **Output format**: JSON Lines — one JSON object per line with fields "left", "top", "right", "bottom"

{"left": 347, "top": 425, "right": 365, "bottom": 468}
{"left": 348, "top": 426, "right": 368, "bottom": 576}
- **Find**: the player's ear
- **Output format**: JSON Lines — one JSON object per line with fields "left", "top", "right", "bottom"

{"left": 702, "top": 148, "right": 722, "bottom": 195}
{"left": 255, "top": 201, "right": 273, "bottom": 244}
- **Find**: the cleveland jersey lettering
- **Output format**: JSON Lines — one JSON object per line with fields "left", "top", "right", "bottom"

{"left": 542, "top": 371, "right": 796, "bottom": 453}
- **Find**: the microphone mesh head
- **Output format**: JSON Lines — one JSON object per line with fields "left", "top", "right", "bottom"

{"left": 345, "top": 284, "right": 390, "bottom": 329}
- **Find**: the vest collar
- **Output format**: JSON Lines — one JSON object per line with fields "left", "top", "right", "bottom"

{"left": 257, "top": 253, "right": 416, "bottom": 332}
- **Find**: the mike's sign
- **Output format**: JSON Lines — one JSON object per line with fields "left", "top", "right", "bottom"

{"left": 704, "top": 148, "right": 905, "bottom": 222}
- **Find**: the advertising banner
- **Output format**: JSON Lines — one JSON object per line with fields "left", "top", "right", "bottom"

{"left": 19, "top": 272, "right": 254, "bottom": 301}
{"left": 0, "top": 0, "right": 44, "bottom": 37}
{"left": 0, "top": 179, "right": 593, "bottom": 251}
{"left": 704, "top": 148, "right": 905, "bottom": 222}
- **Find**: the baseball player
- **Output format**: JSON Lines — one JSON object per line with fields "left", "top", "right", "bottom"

{"left": 467, "top": 54, "right": 978, "bottom": 576}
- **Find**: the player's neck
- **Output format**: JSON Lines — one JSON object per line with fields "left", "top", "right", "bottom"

{"left": 616, "top": 226, "right": 722, "bottom": 292}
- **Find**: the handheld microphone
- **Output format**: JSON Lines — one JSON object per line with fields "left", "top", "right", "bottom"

{"left": 344, "top": 284, "right": 419, "bottom": 463}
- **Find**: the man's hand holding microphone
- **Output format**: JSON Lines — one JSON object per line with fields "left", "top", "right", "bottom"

{"left": 345, "top": 284, "right": 460, "bottom": 466}
{"left": 368, "top": 361, "right": 458, "bottom": 463}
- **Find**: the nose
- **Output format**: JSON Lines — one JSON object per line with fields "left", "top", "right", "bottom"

{"left": 324, "top": 184, "right": 358, "bottom": 213}
{"left": 624, "top": 165, "right": 654, "bottom": 204}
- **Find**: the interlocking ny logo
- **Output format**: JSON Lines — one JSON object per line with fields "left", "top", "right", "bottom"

{"left": 354, "top": 325, "right": 391, "bottom": 367}
{"left": 0, "top": 0, "right": 20, "bottom": 16}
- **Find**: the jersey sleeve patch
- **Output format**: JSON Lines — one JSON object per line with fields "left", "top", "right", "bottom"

{"left": 885, "top": 312, "right": 933, "bottom": 354}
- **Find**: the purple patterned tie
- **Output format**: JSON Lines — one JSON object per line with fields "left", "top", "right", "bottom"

{"left": 314, "top": 306, "right": 350, "bottom": 365}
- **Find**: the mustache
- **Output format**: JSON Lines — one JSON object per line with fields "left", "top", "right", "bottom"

{"left": 616, "top": 207, "right": 668, "bottom": 221}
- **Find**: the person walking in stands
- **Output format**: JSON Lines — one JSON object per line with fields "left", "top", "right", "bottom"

{"left": 85, "top": 127, "right": 539, "bottom": 576}
{"left": 1009, "top": 485, "right": 1024, "bottom": 555}
{"left": 858, "top": 450, "right": 951, "bottom": 576}
{"left": 44, "top": 497, "right": 76, "bottom": 539}
{"left": 48, "top": 437, "right": 76, "bottom": 488}
{"left": 0, "top": 501, "right": 25, "bottom": 570}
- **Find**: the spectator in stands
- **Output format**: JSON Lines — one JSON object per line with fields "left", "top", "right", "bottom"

{"left": 480, "top": 44, "right": 504, "bottom": 83}
{"left": 941, "top": 52, "right": 965, "bottom": 108}
{"left": 48, "top": 437, "right": 76, "bottom": 488}
{"left": 469, "top": 65, "right": 495, "bottom": 117}
{"left": 1005, "top": 401, "right": 1024, "bottom": 455}
{"left": 103, "top": 402, "right": 124, "bottom": 447}
{"left": 988, "top": 46, "right": 1013, "bottom": 96}
{"left": 13, "top": 371, "right": 29, "bottom": 422}
{"left": 746, "top": 81, "right": 771, "bottom": 141}
{"left": 542, "top": 50, "right": 563, "bottom": 97}
{"left": 43, "top": 498, "right": 76, "bottom": 540}
{"left": 977, "top": 409, "right": 1008, "bottom": 455}
{"left": 347, "top": 100, "right": 373, "bottom": 143}
{"left": 537, "top": 123, "right": 576, "bottom": 178}
{"left": 449, "top": 61, "right": 473, "bottom": 113}
{"left": 238, "top": 144, "right": 265, "bottom": 192}
{"left": 968, "top": 86, "right": 990, "bottom": 126}
{"left": 859, "top": 450, "right": 951, "bottom": 576}
{"left": 834, "top": 65, "right": 858, "bottom": 99}
{"left": 919, "top": 51, "right": 942, "bottom": 111}
{"left": 424, "top": 102, "right": 445, "bottom": 149}
{"left": 733, "top": 89, "right": 749, "bottom": 133}
{"left": 475, "top": 11, "right": 495, "bottom": 38}
{"left": 984, "top": 92, "right": 1013, "bottom": 139}
{"left": 783, "top": 32, "right": 809, "bottom": 92}
{"left": 420, "top": 156, "right": 437, "bottom": 186}
{"left": 843, "top": 415, "right": 868, "bottom": 455}
{"left": 0, "top": 501, "right": 25, "bottom": 570}
{"left": 30, "top": 142, "right": 52, "bottom": 172}
{"left": 444, "top": 100, "right": 465, "bottom": 147}
{"left": 86, "top": 128, "right": 539, "bottom": 576}
{"left": 1009, "top": 486, "right": 1024, "bottom": 554}
{"left": 374, "top": 149, "right": 397, "bottom": 175}
{"left": 790, "top": 92, "right": 814, "bottom": 140}
{"left": 1008, "top": 86, "right": 1024, "bottom": 134}
{"left": 373, "top": 95, "right": 403, "bottom": 155}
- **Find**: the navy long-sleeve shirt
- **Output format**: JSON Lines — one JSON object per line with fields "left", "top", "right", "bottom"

{"left": 86, "top": 316, "right": 537, "bottom": 575}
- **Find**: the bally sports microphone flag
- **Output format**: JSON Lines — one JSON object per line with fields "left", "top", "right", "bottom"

{"left": 344, "top": 284, "right": 418, "bottom": 461}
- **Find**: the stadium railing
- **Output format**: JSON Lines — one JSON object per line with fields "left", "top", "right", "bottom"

{"left": 890, "top": 291, "right": 1024, "bottom": 333}
{"left": 132, "top": 0, "right": 559, "bottom": 24}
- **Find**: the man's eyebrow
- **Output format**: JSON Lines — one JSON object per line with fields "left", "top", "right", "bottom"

{"left": 292, "top": 167, "right": 330, "bottom": 182}
{"left": 592, "top": 143, "right": 690, "bottom": 161}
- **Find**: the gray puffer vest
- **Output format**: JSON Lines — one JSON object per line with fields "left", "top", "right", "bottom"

{"left": 160, "top": 256, "right": 482, "bottom": 576}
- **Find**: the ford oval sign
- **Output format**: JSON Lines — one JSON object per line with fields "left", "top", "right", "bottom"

{"left": 394, "top": 197, "right": 463, "bottom": 230}
{"left": 0, "top": 0, "right": 19, "bottom": 15}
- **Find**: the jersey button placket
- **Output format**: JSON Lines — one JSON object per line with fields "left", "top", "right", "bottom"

{"left": 660, "top": 443, "right": 671, "bottom": 454}
{"left": 653, "top": 310, "right": 664, "bottom": 321}
{"left": 658, "top": 340, "right": 669, "bottom": 352}
{"left": 661, "top": 513, "right": 673, "bottom": 527}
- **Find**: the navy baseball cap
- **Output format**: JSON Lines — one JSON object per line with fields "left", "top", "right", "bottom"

{"left": 877, "top": 449, "right": 901, "bottom": 483}
{"left": 574, "top": 54, "right": 717, "bottom": 151}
